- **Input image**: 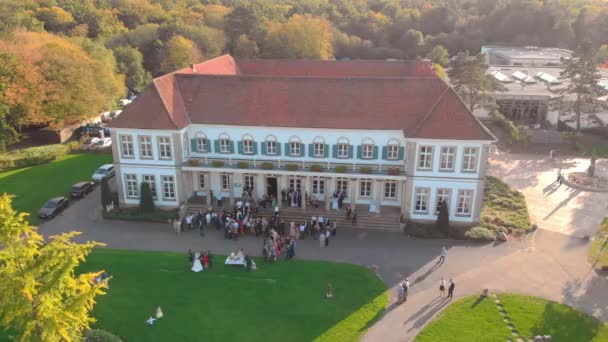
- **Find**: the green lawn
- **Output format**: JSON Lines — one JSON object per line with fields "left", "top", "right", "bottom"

{"left": 69, "top": 249, "right": 386, "bottom": 342}
{"left": 0, "top": 153, "right": 112, "bottom": 224}
{"left": 589, "top": 218, "right": 608, "bottom": 269}
{"left": 481, "top": 176, "right": 531, "bottom": 233}
{"left": 417, "top": 294, "right": 608, "bottom": 342}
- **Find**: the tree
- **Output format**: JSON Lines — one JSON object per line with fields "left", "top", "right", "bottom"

{"left": 552, "top": 42, "right": 608, "bottom": 131}
{"left": 263, "top": 14, "right": 334, "bottom": 59}
{"left": 0, "top": 104, "right": 18, "bottom": 152}
{"left": 113, "top": 45, "right": 151, "bottom": 93}
{"left": 432, "top": 63, "right": 447, "bottom": 80}
{"left": 159, "top": 35, "right": 203, "bottom": 74}
{"left": 427, "top": 45, "right": 449, "bottom": 66}
{"left": 35, "top": 6, "right": 75, "bottom": 33}
{"left": 100, "top": 177, "right": 112, "bottom": 208}
{"left": 232, "top": 34, "right": 259, "bottom": 58}
{"left": 436, "top": 200, "right": 450, "bottom": 236}
{"left": 0, "top": 194, "right": 107, "bottom": 341}
{"left": 139, "top": 181, "right": 155, "bottom": 213}
{"left": 448, "top": 51, "right": 506, "bottom": 112}
{"left": 398, "top": 29, "right": 424, "bottom": 59}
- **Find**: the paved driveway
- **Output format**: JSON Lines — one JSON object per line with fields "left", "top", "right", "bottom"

{"left": 488, "top": 152, "right": 608, "bottom": 238}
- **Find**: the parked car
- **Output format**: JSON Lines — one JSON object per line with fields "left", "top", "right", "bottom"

{"left": 70, "top": 181, "right": 95, "bottom": 198}
{"left": 118, "top": 98, "right": 132, "bottom": 107}
{"left": 88, "top": 137, "right": 112, "bottom": 151}
{"left": 38, "top": 197, "right": 69, "bottom": 219}
{"left": 110, "top": 110, "right": 122, "bottom": 118}
{"left": 92, "top": 164, "right": 115, "bottom": 182}
{"left": 83, "top": 137, "right": 100, "bottom": 150}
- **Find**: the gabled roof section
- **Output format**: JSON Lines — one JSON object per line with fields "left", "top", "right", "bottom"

{"left": 152, "top": 74, "right": 190, "bottom": 128}
{"left": 106, "top": 84, "right": 177, "bottom": 129}
{"left": 175, "top": 54, "right": 240, "bottom": 75}
{"left": 237, "top": 58, "right": 435, "bottom": 78}
{"left": 410, "top": 88, "right": 496, "bottom": 141}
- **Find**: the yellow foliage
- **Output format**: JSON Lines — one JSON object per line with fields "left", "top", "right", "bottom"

{"left": 0, "top": 194, "right": 107, "bottom": 341}
{"left": 265, "top": 14, "right": 334, "bottom": 59}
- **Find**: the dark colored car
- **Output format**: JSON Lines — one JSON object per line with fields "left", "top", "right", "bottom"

{"left": 38, "top": 197, "right": 69, "bottom": 219}
{"left": 70, "top": 181, "right": 95, "bottom": 198}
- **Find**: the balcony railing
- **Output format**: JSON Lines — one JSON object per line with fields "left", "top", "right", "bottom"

{"left": 183, "top": 156, "right": 405, "bottom": 176}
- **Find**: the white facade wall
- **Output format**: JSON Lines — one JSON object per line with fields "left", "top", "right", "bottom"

{"left": 119, "top": 165, "right": 179, "bottom": 207}
{"left": 409, "top": 178, "right": 479, "bottom": 223}
{"left": 410, "top": 139, "right": 485, "bottom": 179}
{"left": 113, "top": 128, "right": 180, "bottom": 166}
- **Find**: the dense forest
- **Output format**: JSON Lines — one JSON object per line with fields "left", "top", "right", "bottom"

{"left": 0, "top": 0, "right": 608, "bottom": 134}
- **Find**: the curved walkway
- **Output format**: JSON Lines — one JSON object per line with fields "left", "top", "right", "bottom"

{"left": 37, "top": 153, "right": 608, "bottom": 341}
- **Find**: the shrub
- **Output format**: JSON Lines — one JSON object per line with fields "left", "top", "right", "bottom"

{"left": 139, "top": 182, "right": 155, "bottom": 213}
{"left": 0, "top": 144, "right": 69, "bottom": 170}
{"left": 104, "top": 207, "right": 178, "bottom": 223}
{"left": 481, "top": 176, "right": 530, "bottom": 233}
{"left": 100, "top": 178, "right": 112, "bottom": 208}
{"left": 211, "top": 160, "right": 225, "bottom": 167}
{"left": 237, "top": 161, "right": 249, "bottom": 169}
{"left": 405, "top": 220, "right": 446, "bottom": 238}
{"left": 491, "top": 111, "right": 528, "bottom": 145}
{"left": 334, "top": 165, "right": 347, "bottom": 173}
{"left": 436, "top": 200, "right": 450, "bottom": 235}
{"left": 360, "top": 166, "right": 373, "bottom": 174}
{"left": 188, "top": 158, "right": 201, "bottom": 166}
{"left": 67, "top": 140, "right": 83, "bottom": 152}
{"left": 261, "top": 162, "right": 274, "bottom": 170}
{"left": 464, "top": 226, "right": 496, "bottom": 241}
{"left": 309, "top": 164, "right": 323, "bottom": 172}
{"left": 84, "top": 329, "right": 122, "bottom": 342}
{"left": 387, "top": 167, "right": 400, "bottom": 176}
{"left": 285, "top": 163, "right": 299, "bottom": 171}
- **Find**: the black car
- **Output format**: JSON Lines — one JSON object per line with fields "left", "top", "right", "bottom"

{"left": 70, "top": 181, "right": 95, "bottom": 198}
{"left": 38, "top": 197, "right": 69, "bottom": 219}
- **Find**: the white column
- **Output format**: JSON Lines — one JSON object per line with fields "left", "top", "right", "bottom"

{"left": 256, "top": 174, "right": 265, "bottom": 199}
{"left": 324, "top": 176, "right": 333, "bottom": 210}
{"left": 228, "top": 173, "right": 235, "bottom": 206}
{"left": 375, "top": 179, "right": 383, "bottom": 214}
{"left": 349, "top": 178, "right": 357, "bottom": 211}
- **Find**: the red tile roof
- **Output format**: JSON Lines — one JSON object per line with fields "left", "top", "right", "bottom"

{"left": 109, "top": 55, "right": 494, "bottom": 141}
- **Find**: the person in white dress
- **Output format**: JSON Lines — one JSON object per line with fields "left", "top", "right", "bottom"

{"left": 191, "top": 252, "right": 203, "bottom": 272}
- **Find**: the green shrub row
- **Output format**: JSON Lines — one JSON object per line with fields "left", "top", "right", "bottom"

{"left": 464, "top": 226, "right": 496, "bottom": 241}
{"left": 104, "top": 207, "right": 179, "bottom": 223}
{"left": 0, "top": 144, "right": 69, "bottom": 170}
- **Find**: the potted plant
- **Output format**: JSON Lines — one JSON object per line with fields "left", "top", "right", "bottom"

{"left": 237, "top": 161, "right": 249, "bottom": 169}
{"left": 387, "top": 167, "right": 400, "bottom": 176}
{"left": 261, "top": 162, "right": 274, "bottom": 170}
{"left": 360, "top": 166, "right": 373, "bottom": 174}
{"left": 335, "top": 165, "right": 347, "bottom": 173}
{"left": 211, "top": 160, "right": 225, "bottom": 167}
{"left": 309, "top": 164, "right": 323, "bottom": 172}
{"left": 285, "top": 163, "right": 299, "bottom": 171}
{"left": 188, "top": 158, "right": 201, "bottom": 166}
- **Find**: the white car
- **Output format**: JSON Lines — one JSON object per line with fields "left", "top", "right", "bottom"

{"left": 89, "top": 137, "right": 112, "bottom": 151}
{"left": 92, "top": 164, "right": 115, "bottom": 182}
{"left": 118, "top": 99, "right": 132, "bottom": 107}
{"left": 110, "top": 110, "right": 123, "bottom": 118}
{"left": 83, "top": 137, "right": 100, "bottom": 150}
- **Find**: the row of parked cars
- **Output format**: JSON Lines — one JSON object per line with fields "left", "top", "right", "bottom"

{"left": 38, "top": 164, "right": 116, "bottom": 219}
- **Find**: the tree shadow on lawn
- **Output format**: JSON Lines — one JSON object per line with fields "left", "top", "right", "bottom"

{"left": 402, "top": 297, "right": 452, "bottom": 333}
{"left": 529, "top": 301, "right": 606, "bottom": 341}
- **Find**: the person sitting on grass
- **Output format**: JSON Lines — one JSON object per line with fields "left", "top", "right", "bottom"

{"left": 326, "top": 283, "right": 333, "bottom": 299}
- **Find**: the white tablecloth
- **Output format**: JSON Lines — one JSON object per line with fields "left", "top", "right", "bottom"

{"left": 225, "top": 257, "right": 246, "bottom": 266}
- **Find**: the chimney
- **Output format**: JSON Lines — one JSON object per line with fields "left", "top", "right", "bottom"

{"left": 190, "top": 64, "right": 196, "bottom": 72}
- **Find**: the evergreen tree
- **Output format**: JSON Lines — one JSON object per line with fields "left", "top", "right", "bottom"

{"left": 0, "top": 194, "right": 107, "bottom": 341}
{"left": 551, "top": 42, "right": 608, "bottom": 131}
{"left": 100, "top": 177, "right": 112, "bottom": 208}
{"left": 436, "top": 200, "right": 450, "bottom": 236}
{"left": 139, "top": 181, "right": 155, "bottom": 213}
{"left": 448, "top": 51, "right": 506, "bottom": 112}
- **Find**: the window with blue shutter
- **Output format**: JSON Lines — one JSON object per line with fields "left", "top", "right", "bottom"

{"left": 261, "top": 142, "right": 267, "bottom": 155}
{"left": 229, "top": 140, "right": 234, "bottom": 153}
{"left": 373, "top": 146, "right": 379, "bottom": 159}
{"left": 348, "top": 145, "right": 353, "bottom": 159}
{"left": 308, "top": 144, "right": 314, "bottom": 157}
{"left": 284, "top": 142, "right": 290, "bottom": 156}
{"left": 324, "top": 144, "right": 329, "bottom": 158}
{"left": 214, "top": 140, "right": 220, "bottom": 153}
{"left": 382, "top": 146, "right": 388, "bottom": 160}
{"left": 332, "top": 145, "right": 338, "bottom": 158}
{"left": 190, "top": 139, "right": 197, "bottom": 152}
{"left": 252, "top": 141, "right": 258, "bottom": 155}
{"left": 276, "top": 142, "right": 282, "bottom": 155}
{"left": 356, "top": 145, "right": 362, "bottom": 159}
{"left": 237, "top": 141, "right": 243, "bottom": 154}
{"left": 300, "top": 143, "right": 305, "bottom": 157}
{"left": 399, "top": 146, "right": 405, "bottom": 160}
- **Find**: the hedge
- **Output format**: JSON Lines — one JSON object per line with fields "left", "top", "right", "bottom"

{"left": 464, "top": 226, "right": 496, "bottom": 241}
{"left": 0, "top": 144, "right": 69, "bottom": 170}
{"left": 84, "top": 329, "right": 122, "bottom": 342}
{"left": 104, "top": 207, "right": 179, "bottom": 223}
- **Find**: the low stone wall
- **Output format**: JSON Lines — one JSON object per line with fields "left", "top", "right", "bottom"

{"left": 563, "top": 174, "right": 608, "bottom": 193}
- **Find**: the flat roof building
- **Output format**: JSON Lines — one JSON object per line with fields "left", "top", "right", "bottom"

{"left": 481, "top": 46, "right": 573, "bottom": 67}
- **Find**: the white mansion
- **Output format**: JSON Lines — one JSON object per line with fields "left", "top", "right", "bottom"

{"left": 108, "top": 55, "right": 495, "bottom": 224}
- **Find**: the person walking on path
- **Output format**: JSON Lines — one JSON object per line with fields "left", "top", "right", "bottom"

{"left": 438, "top": 246, "right": 447, "bottom": 264}
{"left": 439, "top": 278, "right": 446, "bottom": 298}
{"left": 448, "top": 279, "right": 455, "bottom": 299}
{"left": 319, "top": 229, "right": 326, "bottom": 248}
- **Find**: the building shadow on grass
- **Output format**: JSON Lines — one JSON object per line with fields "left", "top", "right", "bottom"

{"left": 529, "top": 300, "right": 605, "bottom": 341}
{"left": 403, "top": 296, "right": 452, "bottom": 333}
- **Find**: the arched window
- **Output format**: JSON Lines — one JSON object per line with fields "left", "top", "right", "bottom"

{"left": 289, "top": 136, "right": 302, "bottom": 156}
{"left": 195, "top": 132, "right": 207, "bottom": 152}
{"left": 241, "top": 134, "right": 254, "bottom": 154}
{"left": 337, "top": 137, "right": 350, "bottom": 158}
{"left": 361, "top": 138, "right": 375, "bottom": 159}
{"left": 313, "top": 136, "right": 325, "bottom": 157}
{"left": 265, "top": 135, "right": 277, "bottom": 155}
{"left": 219, "top": 133, "right": 231, "bottom": 153}
{"left": 386, "top": 138, "right": 400, "bottom": 160}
